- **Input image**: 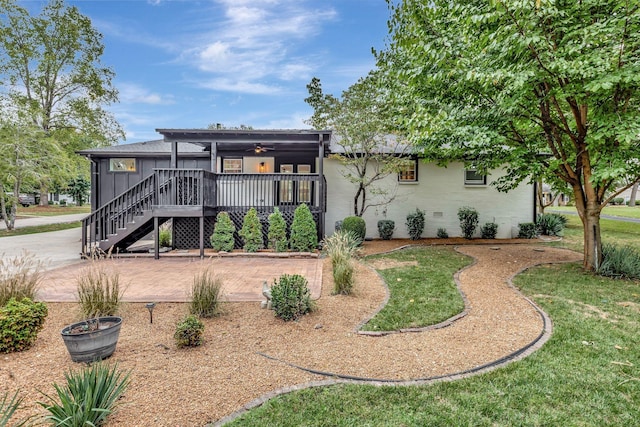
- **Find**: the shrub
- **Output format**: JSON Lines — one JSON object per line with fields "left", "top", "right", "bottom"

{"left": 271, "top": 274, "right": 313, "bottom": 321}
{"left": 0, "top": 298, "right": 48, "bottom": 353}
{"left": 174, "top": 315, "right": 205, "bottom": 348}
{"left": 518, "top": 222, "right": 538, "bottom": 239}
{"left": 342, "top": 216, "right": 366, "bottom": 242}
{"left": 480, "top": 222, "right": 498, "bottom": 239}
{"left": 437, "top": 228, "right": 449, "bottom": 238}
{"left": 405, "top": 209, "right": 425, "bottom": 240}
{"left": 322, "top": 231, "right": 360, "bottom": 295}
{"left": 210, "top": 211, "right": 236, "bottom": 251}
{"left": 159, "top": 222, "right": 172, "bottom": 247}
{"left": 457, "top": 206, "right": 479, "bottom": 239}
{"left": 189, "top": 268, "right": 223, "bottom": 318}
{"left": 267, "top": 207, "right": 288, "bottom": 252}
{"left": 598, "top": 244, "right": 640, "bottom": 280}
{"left": 239, "top": 207, "right": 264, "bottom": 252}
{"left": 536, "top": 213, "right": 566, "bottom": 236}
{"left": 0, "top": 251, "right": 43, "bottom": 307}
{"left": 377, "top": 220, "right": 395, "bottom": 240}
{"left": 39, "top": 362, "right": 129, "bottom": 427}
{"left": 76, "top": 266, "right": 124, "bottom": 318}
{"left": 289, "top": 204, "right": 318, "bottom": 252}
{"left": 612, "top": 197, "right": 625, "bottom": 205}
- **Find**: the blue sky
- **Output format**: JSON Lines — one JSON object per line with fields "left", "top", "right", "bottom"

{"left": 35, "top": 0, "right": 392, "bottom": 144}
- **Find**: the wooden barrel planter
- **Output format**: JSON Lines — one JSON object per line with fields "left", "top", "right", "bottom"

{"left": 61, "top": 316, "right": 123, "bottom": 363}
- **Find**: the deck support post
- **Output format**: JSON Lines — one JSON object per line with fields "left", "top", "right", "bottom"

{"left": 199, "top": 216, "right": 205, "bottom": 258}
{"left": 318, "top": 135, "right": 325, "bottom": 239}
{"left": 154, "top": 216, "right": 159, "bottom": 260}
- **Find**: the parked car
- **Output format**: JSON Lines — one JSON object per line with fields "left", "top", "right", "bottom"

{"left": 18, "top": 194, "right": 40, "bottom": 207}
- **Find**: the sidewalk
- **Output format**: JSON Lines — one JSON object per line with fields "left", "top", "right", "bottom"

{"left": 0, "top": 213, "right": 87, "bottom": 230}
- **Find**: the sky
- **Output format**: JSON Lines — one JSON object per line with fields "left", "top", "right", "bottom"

{"left": 24, "top": 0, "right": 393, "bottom": 144}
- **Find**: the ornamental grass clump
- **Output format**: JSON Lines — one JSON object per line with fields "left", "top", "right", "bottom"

{"left": 0, "top": 297, "right": 48, "bottom": 353}
{"left": 76, "top": 266, "right": 124, "bottom": 318}
{"left": 457, "top": 206, "right": 479, "bottom": 239}
{"left": 210, "top": 211, "right": 236, "bottom": 251}
{"left": 189, "top": 268, "right": 223, "bottom": 318}
{"left": 0, "top": 251, "right": 43, "bottom": 307}
{"left": 270, "top": 274, "right": 313, "bottom": 321}
{"left": 267, "top": 207, "right": 288, "bottom": 252}
{"left": 239, "top": 207, "right": 264, "bottom": 252}
{"left": 174, "top": 315, "right": 204, "bottom": 348}
{"left": 289, "top": 203, "right": 318, "bottom": 252}
{"left": 597, "top": 244, "right": 640, "bottom": 280}
{"left": 39, "top": 362, "right": 130, "bottom": 427}
{"left": 322, "top": 230, "right": 360, "bottom": 295}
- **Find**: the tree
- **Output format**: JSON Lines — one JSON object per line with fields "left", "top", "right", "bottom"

{"left": 289, "top": 203, "right": 318, "bottom": 252}
{"left": 0, "top": 0, "right": 123, "bottom": 205}
{"left": 239, "top": 207, "right": 263, "bottom": 252}
{"left": 66, "top": 175, "right": 90, "bottom": 206}
{"left": 629, "top": 180, "right": 639, "bottom": 207}
{"left": 380, "top": 0, "right": 640, "bottom": 270}
{"left": 305, "top": 74, "right": 412, "bottom": 217}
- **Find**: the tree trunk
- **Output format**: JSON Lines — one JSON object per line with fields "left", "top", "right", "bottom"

{"left": 39, "top": 187, "right": 48, "bottom": 206}
{"left": 629, "top": 180, "right": 639, "bottom": 207}
{"left": 580, "top": 203, "right": 603, "bottom": 271}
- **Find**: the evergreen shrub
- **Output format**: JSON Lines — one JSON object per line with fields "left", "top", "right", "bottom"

{"left": 406, "top": 209, "right": 425, "bottom": 240}
{"left": 289, "top": 204, "right": 318, "bottom": 252}
{"left": 267, "top": 207, "right": 288, "bottom": 252}
{"left": 239, "top": 207, "right": 264, "bottom": 252}
{"left": 271, "top": 274, "right": 313, "bottom": 321}
{"left": 174, "top": 315, "right": 205, "bottom": 348}
{"left": 480, "top": 222, "right": 498, "bottom": 239}
{"left": 0, "top": 298, "right": 48, "bottom": 353}
{"left": 377, "top": 220, "right": 395, "bottom": 240}
{"left": 342, "top": 216, "right": 366, "bottom": 242}
{"left": 210, "top": 211, "right": 236, "bottom": 251}
{"left": 518, "top": 222, "right": 538, "bottom": 239}
{"left": 458, "top": 206, "right": 479, "bottom": 239}
{"left": 437, "top": 228, "right": 449, "bottom": 238}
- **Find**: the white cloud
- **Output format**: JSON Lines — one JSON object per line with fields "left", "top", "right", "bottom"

{"left": 118, "top": 83, "right": 174, "bottom": 105}
{"left": 198, "top": 78, "right": 280, "bottom": 95}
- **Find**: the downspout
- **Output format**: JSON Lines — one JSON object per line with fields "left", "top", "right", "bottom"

{"left": 533, "top": 178, "right": 537, "bottom": 221}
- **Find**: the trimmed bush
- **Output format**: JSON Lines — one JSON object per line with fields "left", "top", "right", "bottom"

{"left": 189, "top": 268, "right": 223, "bottom": 318}
{"left": 0, "top": 298, "right": 48, "bottom": 353}
{"left": 159, "top": 222, "right": 172, "bottom": 247}
{"left": 239, "top": 207, "right": 264, "bottom": 252}
{"left": 0, "top": 251, "right": 43, "bottom": 307}
{"left": 612, "top": 197, "right": 625, "bottom": 205}
{"left": 39, "top": 362, "right": 129, "bottom": 427}
{"left": 76, "top": 266, "right": 124, "bottom": 318}
{"left": 598, "top": 244, "right": 640, "bottom": 280}
{"left": 518, "top": 222, "right": 538, "bottom": 239}
{"left": 267, "top": 207, "right": 288, "bottom": 252}
{"left": 289, "top": 204, "right": 318, "bottom": 252}
{"left": 406, "top": 209, "right": 425, "bottom": 240}
{"left": 377, "top": 220, "right": 395, "bottom": 240}
{"left": 174, "top": 315, "right": 205, "bottom": 348}
{"left": 210, "top": 211, "right": 236, "bottom": 251}
{"left": 458, "top": 206, "right": 479, "bottom": 239}
{"left": 342, "top": 216, "right": 366, "bottom": 242}
{"left": 536, "top": 213, "right": 566, "bottom": 236}
{"left": 437, "top": 228, "right": 449, "bottom": 238}
{"left": 480, "top": 222, "right": 498, "bottom": 239}
{"left": 271, "top": 274, "right": 313, "bottom": 321}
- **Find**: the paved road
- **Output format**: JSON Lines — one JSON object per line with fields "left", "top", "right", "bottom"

{"left": 0, "top": 213, "right": 87, "bottom": 230}
{"left": 0, "top": 214, "right": 86, "bottom": 270}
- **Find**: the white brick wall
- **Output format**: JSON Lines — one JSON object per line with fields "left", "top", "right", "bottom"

{"left": 324, "top": 159, "right": 534, "bottom": 239}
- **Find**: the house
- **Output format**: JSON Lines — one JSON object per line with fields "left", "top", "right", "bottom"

{"left": 78, "top": 129, "right": 535, "bottom": 258}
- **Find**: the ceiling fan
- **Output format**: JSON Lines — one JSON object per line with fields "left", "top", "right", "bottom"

{"left": 247, "top": 144, "right": 275, "bottom": 153}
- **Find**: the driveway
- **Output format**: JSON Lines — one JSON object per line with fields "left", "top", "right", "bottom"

{"left": 0, "top": 227, "right": 84, "bottom": 270}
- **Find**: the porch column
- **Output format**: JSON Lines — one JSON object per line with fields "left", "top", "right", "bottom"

{"left": 318, "top": 134, "right": 325, "bottom": 238}
{"left": 210, "top": 141, "right": 217, "bottom": 172}
{"left": 170, "top": 141, "right": 178, "bottom": 168}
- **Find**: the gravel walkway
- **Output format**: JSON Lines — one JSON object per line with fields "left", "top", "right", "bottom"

{"left": 3, "top": 242, "right": 581, "bottom": 426}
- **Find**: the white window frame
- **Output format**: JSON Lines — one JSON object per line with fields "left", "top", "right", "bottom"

{"left": 464, "top": 168, "right": 487, "bottom": 186}
{"left": 222, "top": 158, "right": 243, "bottom": 174}
{"left": 398, "top": 159, "right": 418, "bottom": 183}
{"left": 109, "top": 158, "right": 136, "bottom": 172}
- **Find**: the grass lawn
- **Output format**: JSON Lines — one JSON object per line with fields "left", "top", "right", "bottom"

{"left": 550, "top": 205, "right": 640, "bottom": 219}
{"left": 551, "top": 216, "right": 640, "bottom": 253}
{"left": 362, "top": 247, "right": 470, "bottom": 331}
{"left": 227, "top": 222, "right": 640, "bottom": 426}
{"left": 0, "top": 221, "right": 81, "bottom": 238}
{"left": 17, "top": 205, "right": 90, "bottom": 217}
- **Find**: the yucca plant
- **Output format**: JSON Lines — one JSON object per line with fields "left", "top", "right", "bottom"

{"left": 0, "top": 251, "right": 43, "bottom": 307}
{"left": 189, "top": 268, "right": 223, "bottom": 318}
{"left": 598, "top": 244, "right": 640, "bottom": 280}
{"left": 76, "top": 266, "right": 124, "bottom": 318}
{"left": 38, "top": 362, "right": 130, "bottom": 427}
{"left": 1, "top": 391, "right": 31, "bottom": 427}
